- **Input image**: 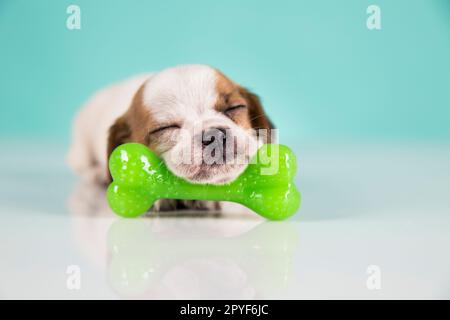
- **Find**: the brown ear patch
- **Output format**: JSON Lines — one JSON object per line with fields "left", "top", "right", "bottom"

{"left": 107, "top": 115, "right": 131, "bottom": 158}
{"left": 213, "top": 70, "right": 275, "bottom": 142}
{"left": 106, "top": 83, "right": 154, "bottom": 159}
{"left": 238, "top": 86, "right": 275, "bottom": 143}
{"left": 238, "top": 87, "right": 274, "bottom": 129}
{"left": 106, "top": 84, "right": 150, "bottom": 181}
{"left": 106, "top": 83, "right": 159, "bottom": 177}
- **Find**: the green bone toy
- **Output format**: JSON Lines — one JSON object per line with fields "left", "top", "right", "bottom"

{"left": 107, "top": 143, "right": 301, "bottom": 220}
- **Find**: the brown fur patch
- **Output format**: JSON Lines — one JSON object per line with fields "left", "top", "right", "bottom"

{"left": 214, "top": 69, "right": 274, "bottom": 140}
{"left": 106, "top": 84, "right": 159, "bottom": 180}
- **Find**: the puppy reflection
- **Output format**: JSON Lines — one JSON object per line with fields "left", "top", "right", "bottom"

{"left": 68, "top": 180, "right": 111, "bottom": 217}
{"left": 107, "top": 219, "right": 298, "bottom": 299}
{"left": 68, "top": 180, "right": 264, "bottom": 272}
{"left": 68, "top": 183, "right": 298, "bottom": 299}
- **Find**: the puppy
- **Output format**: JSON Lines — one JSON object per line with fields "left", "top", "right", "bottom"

{"left": 67, "top": 64, "right": 274, "bottom": 212}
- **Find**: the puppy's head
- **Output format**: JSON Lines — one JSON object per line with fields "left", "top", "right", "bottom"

{"left": 108, "top": 65, "right": 274, "bottom": 184}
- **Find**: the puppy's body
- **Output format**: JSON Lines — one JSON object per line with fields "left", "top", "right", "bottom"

{"left": 67, "top": 73, "right": 153, "bottom": 182}
{"left": 67, "top": 65, "right": 273, "bottom": 214}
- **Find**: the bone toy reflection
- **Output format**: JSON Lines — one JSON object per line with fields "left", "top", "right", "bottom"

{"left": 107, "top": 143, "right": 301, "bottom": 220}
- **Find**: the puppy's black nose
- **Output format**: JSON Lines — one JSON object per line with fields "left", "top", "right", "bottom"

{"left": 202, "top": 127, "right": 228, "bottom": 147}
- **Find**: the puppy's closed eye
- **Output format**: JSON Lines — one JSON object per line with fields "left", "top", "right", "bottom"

{"left": 224, "top": 104, "right": 247, "bottom": 116}
{"left": 149, "top": 124, "right": 180, "bottom": 135}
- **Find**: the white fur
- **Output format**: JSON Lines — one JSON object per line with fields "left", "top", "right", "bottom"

{"left": 143, "top": 65, "right": 218, "bottom": 124}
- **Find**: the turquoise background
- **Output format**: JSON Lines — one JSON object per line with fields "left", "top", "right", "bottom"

{"left": 0, "top": 0, "right": 449, "bottom": 143}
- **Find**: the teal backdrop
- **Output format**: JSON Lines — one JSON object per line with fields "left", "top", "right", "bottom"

{"left": 0, "top": 0, "right": 449, "bottom": 143}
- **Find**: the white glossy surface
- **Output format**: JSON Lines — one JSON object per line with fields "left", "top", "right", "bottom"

{"left": 0, "top": 141, "right": 449, "bottom": 299}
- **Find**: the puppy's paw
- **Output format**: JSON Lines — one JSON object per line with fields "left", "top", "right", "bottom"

{"left": 149, "top": 199, "right": 221, "bottom": 212}
{"left": 150, "top": 199, "right": 179, "bottom": 212}
{"left": 178, "top": 200, "right": 221, "bottom": 211}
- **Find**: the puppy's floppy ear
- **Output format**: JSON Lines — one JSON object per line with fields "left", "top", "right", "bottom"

{"left": 239, "top": 87, "right": 275, "bottom": 142}
{"left": 107, "top": 84, "right": 148, "bottom": 165}
{"left": 107, "top": 114, "right": 131, "bottom": 161}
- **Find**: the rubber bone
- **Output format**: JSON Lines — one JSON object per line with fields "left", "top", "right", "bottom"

{"left": 107, "top": 143, "right": 301, "bottom": 220}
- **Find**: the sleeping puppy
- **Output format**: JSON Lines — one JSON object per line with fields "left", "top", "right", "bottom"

{"left": 67, "top": 64, "right": 274, "bottom": 212}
